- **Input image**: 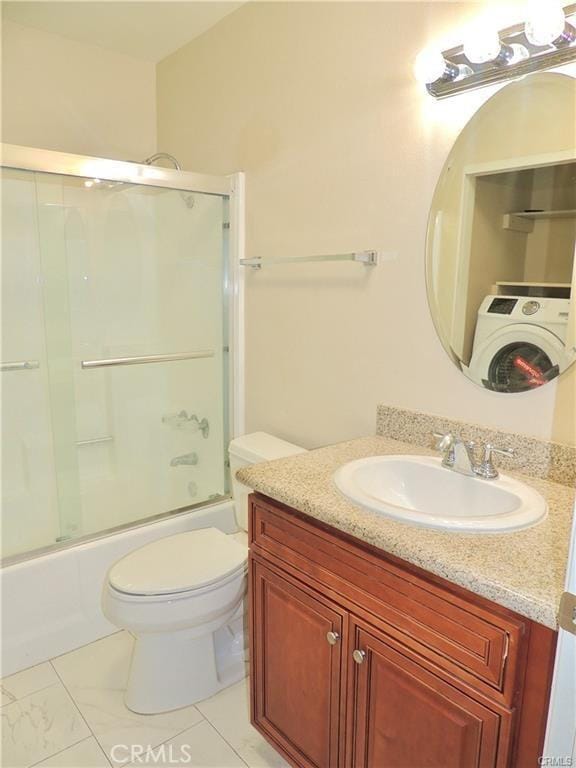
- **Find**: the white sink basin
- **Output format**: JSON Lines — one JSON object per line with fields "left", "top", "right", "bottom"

{"left": 333, "top": 455, "right": 547, "bottom": 533}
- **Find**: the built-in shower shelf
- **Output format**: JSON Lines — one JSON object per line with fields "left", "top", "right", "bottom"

{"left": 240, "top": 250, "right": 379, "bottom": 269}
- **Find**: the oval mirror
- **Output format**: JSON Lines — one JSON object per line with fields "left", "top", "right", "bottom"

{"left": 426, "top": 73, "right": 576, "bottom": 394}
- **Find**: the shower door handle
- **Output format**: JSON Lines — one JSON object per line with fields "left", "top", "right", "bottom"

{"left": 81, "top": 351, "right": 214, "bottom": 369}
{"left": 1, "top": 360, "right": 40, "bottom": 371}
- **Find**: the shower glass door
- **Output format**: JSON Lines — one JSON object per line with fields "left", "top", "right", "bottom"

{"left": 1, "top": 157, "right": 231, "bottom": 560}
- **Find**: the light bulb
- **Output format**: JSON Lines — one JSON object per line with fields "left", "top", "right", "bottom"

{"left": 525, "top": 2, "right": 575, "bottom": 47}
{"left": 413, "top": 48, "right": 471, "bottom": 87}
{"left": 463, "top": 26, "right": 503, "bottom": 64}
{"left": 414, "top": 49, "right": 448, "bottom": 85}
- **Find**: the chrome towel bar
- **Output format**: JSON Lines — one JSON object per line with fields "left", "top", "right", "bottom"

{"left": 1, "top": 360, "right": 40, "bottom": 372}
{"left": 81, "top": 351, "right": 214, "bottom": 369}
{"left": 240, "top": 250, "right": 379, "bottom": 269}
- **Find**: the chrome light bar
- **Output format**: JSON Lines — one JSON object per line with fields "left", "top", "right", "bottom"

{"left": 423, "top": 3, "right": 576, "bottom": 99}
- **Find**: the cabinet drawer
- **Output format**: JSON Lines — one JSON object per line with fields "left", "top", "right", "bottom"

{"left": 250, "top": 495, "right": 526, "bottom": 704}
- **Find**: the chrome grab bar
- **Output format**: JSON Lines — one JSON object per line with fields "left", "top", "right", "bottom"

{"left": 76, "top": 435, "right": 114, "bottom": 447}
{"left": 1, "top": 360, "right": 40, "bottom": 371}
{"left": 81, "top": 351, "right": 214, "bottom": 369}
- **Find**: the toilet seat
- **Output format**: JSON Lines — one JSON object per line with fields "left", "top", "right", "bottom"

{"left": 108, "top": 528, "right": 247, "bottom": 597}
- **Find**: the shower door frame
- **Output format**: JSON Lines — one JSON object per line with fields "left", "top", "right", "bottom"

{"left": 0, "top": 143, "right": 245, "bottom": 561}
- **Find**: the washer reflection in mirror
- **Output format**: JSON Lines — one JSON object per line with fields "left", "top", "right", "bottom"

{"left": 426, "top": 73, "right": 576, "bottom": 394}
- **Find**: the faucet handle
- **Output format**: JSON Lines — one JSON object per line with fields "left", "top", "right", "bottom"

{"left": 475, "top": 443, "right": 515, "bottom": 479}
{"left": 431, "top": 431, "right": 453, "bottom": 451}
{"left": 486, "top": 443, "right": 515, "bottom": 459}
{"left": 431, "top": 431, "right": 475, "bottom": 450}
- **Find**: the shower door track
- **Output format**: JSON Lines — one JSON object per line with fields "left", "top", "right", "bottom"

{"left": 0, "top": 494, "right": 233, "bottom": 568}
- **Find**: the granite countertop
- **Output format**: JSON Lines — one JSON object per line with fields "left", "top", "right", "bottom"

{"left": 237, "top": 435, "right": 575, "bottom": 629}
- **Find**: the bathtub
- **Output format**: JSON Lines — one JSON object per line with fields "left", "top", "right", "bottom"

{"left": 0, "top": 500, "right": 239, "bottom": 676}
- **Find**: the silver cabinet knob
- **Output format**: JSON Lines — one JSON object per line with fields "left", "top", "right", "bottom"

{"left": 352, "top": 649, "right": 366, "bottom": 664}
{"left": 326, "top": 631, "right": 340, "bottom": 646}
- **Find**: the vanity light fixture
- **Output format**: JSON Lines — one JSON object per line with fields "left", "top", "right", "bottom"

{"left": 417, "top": 2, "right": 576, "bottom": 98}
{"left": 525, "top": 2, "right": 576, "bottom": 47}
{"left": 413, "top": 49, "right": 471, "bottom": 86}
{"left": 463, "top": 26, "right": 528, "bottom": 67}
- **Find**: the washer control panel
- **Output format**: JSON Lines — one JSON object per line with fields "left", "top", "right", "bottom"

{"left": 487, "top": 297, "right": 518, "bottom": 314}
{"left": 481, "top": 295, "right": 570, "bottom": 325}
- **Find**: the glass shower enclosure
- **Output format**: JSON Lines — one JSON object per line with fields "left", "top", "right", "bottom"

{"left": 1, "top": 145, "right": 243, "bottom": 562}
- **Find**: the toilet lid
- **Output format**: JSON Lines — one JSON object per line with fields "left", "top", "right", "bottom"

{"left": 108, "top": 528, "right": 247, "bottom": 596}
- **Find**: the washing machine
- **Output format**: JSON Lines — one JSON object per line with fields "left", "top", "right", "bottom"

{"left": 468, "top": 295, "right": 571, "bottom": 393}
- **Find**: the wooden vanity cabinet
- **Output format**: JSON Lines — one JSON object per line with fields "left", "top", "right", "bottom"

{"left": 249, "top": 494, "right": 557, "bottom": 768}
{"left": 251, "top": 560, "right": 346, "bottom": 768}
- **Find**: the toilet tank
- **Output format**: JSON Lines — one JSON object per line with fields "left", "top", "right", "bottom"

{"left": 228, "top": 432, "right": 306, "bottom": 531}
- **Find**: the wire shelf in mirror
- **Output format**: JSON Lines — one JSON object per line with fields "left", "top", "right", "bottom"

{"left": 510, "top": 209, "right": 576, "bottom": 220}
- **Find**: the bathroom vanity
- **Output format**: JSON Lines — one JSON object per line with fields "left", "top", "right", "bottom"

{"left": 241, "top": 422, "right": 575, "bottom": 768}
{"left": 248, "top": 494, "right": 555, "bottom": 768}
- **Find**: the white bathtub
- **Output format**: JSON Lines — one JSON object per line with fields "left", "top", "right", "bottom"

{"left": 0, "top": 501, "right": 239, "bottom": 676}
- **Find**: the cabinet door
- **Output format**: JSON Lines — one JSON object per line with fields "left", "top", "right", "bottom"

{"left": 348, "top": 622, "right": 510, "bottom": 768}
{"left": 251, "top": 559, "right": 345, "bottom": 768}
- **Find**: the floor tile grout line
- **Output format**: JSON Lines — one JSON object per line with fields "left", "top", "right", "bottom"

{"left": 122, "top": 717, "right": 249, "bottom": 768}
{"left": 8, "top": 632, "right": 258, "bottom": 768}
{"left": 200, "top": 718, "right": 250, "bottom": 768}
{"left": 93, "top": 708, "right": 207, "bottom": 767}
{"left": 45, "top": 630, "right": 125, "bottom": 666}
{"left": 48, "top": 633, "right": 212, "bottom": 768}
{"left": 48, "top": 659, "right": 113, "bottom": 766}
{"left": 0, "top": 681, "right": 61, "bottom": 711}
{"left": 121, "top": 715, "right": 209, "bottom": 767}
{"left": 198, "top": 705, "right": 251, "bottom": 768}
{"left": 27, "top": 735, "right": 99, "bottom": 768}
{"left": 1, "top": 659, "right": 59, "bottom": 685}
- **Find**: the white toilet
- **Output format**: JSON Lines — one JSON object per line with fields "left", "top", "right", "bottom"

{"left": 102, "top": 432, "right": 306, "bottom": 714}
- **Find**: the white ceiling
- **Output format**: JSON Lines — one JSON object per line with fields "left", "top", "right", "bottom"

{"left": 1, "top": 1, "right": 243, "bottom": 62}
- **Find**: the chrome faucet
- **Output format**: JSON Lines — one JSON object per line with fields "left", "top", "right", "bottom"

{"left": 432, "top": 432, "right": 514, "bottom": 480}
{"left": 432, "top": 432, "right": 477, "bottom": 476}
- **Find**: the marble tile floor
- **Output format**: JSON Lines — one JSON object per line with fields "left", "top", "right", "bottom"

{"left": 1, "top": 631, "right": 289, "bottom": 768}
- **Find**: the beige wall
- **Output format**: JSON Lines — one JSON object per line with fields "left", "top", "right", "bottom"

{"left": 157, "top": 1, "right": 576, "bottom": 447}
{"left": 1, "top": 20, "right": 156, "bottom": 160}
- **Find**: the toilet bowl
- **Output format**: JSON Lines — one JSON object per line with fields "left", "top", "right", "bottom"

{"left": 102, "top": 432, "right": 306, "bottom": 714}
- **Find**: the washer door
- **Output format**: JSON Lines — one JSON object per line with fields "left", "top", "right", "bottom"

{"left": 469, "top": 326, "right": 567, "bottom": 393}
